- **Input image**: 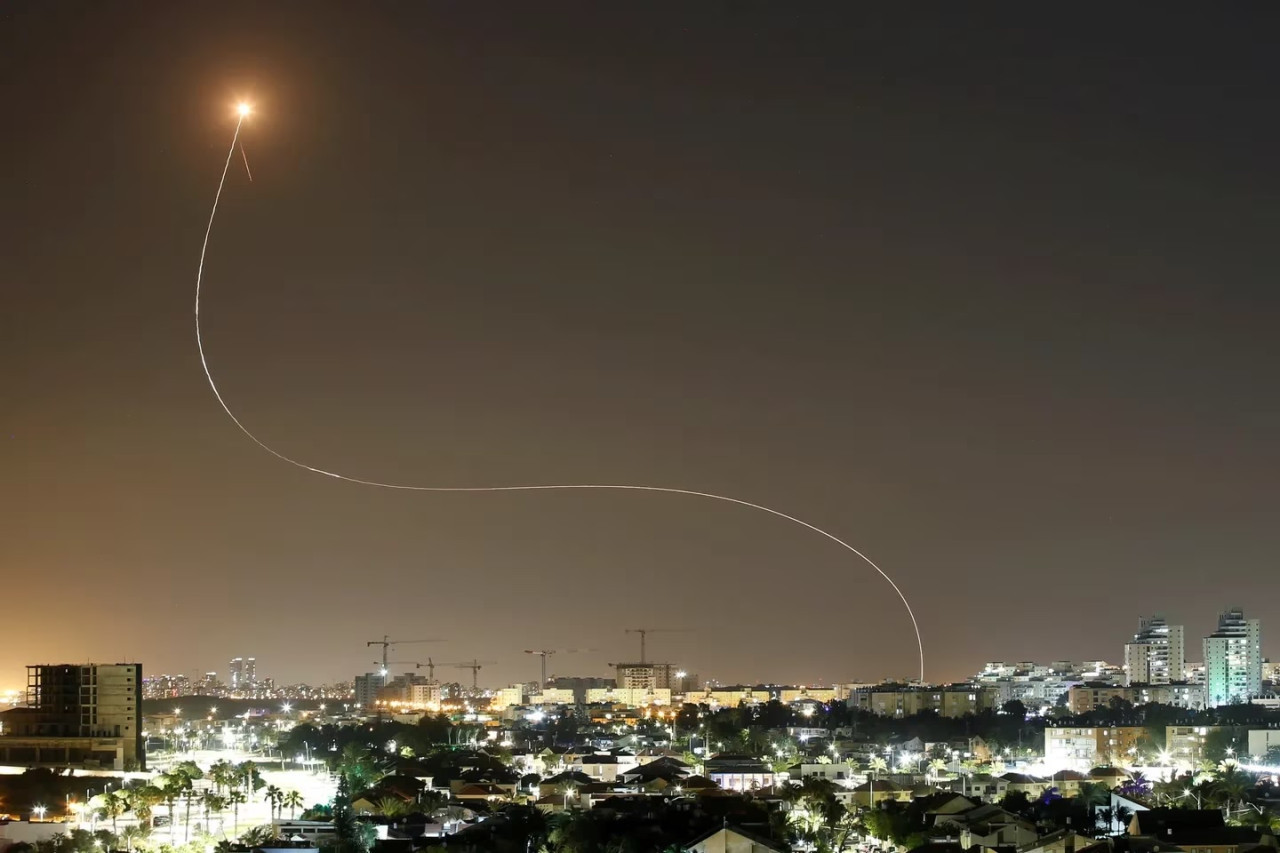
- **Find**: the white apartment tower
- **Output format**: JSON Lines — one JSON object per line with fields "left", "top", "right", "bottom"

{"left": 1203, "top": 608, "right": 1262, "bottom": 707}
{"left": 1124, "top": 616, "right": 1185, "bottom": 685}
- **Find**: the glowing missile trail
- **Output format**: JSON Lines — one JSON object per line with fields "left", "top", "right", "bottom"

{"left": 195, "top": 110, "right": 926, "bottom": 682}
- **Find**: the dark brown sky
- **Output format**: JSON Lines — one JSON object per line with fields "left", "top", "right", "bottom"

{"left": 3, "top": 3, "right": 1279, "bottom": 691}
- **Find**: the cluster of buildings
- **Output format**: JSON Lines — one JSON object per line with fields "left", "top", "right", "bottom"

{"left": 976, "top": 608, "right": 1273, "bottom": 714}
{"left": 143, "top": 656, "right": 351, "bottom": 701}
{"left": 1123, "top": 609, "right": 1265, "bottom": 706}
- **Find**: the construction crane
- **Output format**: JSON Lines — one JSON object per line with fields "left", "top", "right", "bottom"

{"left": 624, "top": 628, "right": 687, "bottom": 663}
{"left": 366, "top": 636, "right": 444, "bottom": 670}
{"left": 443, "top": 659, "right": 497, "bottom": 691}
{"left": 377, "top": 661, "right": 428, "bottom": 676}
{"left": 523, "top": 648, "right": 588, "bottom": 687}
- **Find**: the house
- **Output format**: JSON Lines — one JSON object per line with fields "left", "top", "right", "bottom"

{"left": 703, "top": 755, "right": 776, "bottom": 792}
{"left": 1128, "top": 808, "right": 1278, "bottom": 853}
{"left": 789, "top": 762, "right": 859, "bottom": 786}
{"left": 851, "top": 779, "right": 911, "bottom": 806}
{"left": 1089, "top": 766, "right": 1132, "bottom": 788}
{"left": 952, "top": 772, "right": 1008, "bottom": 802}
{"left": 1017, "top": 828, "right": 1108, "bottom": 853}
{"left": 917, "top": 792, "right": 980, "bottom": 819}
{"left": 683, "top": 825, "right": 789, "bottom": 853}
{"left": 1050, "top": 770, "right": 1092, "bottom": 797}
{"left": 941, "top": 803, "right": 1039, "bottom": 848}
{"left": 574, "top": 754, "right": 628, "bottom": 782}
{"left": 1000, "top": 773, "right": 1050, "bottom": 798}
{"left": 453, "top": 783, "right": 511, "bottom": 804}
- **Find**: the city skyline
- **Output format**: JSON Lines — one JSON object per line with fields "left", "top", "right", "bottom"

{"left": 4, "top": 5, "right": 1280, "bottom": 686}
{"left": 3, "top": 601, "right": 1272, "bottom": 695}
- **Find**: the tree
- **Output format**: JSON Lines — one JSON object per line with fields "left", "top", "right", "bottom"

{"left": 128, "top": 785, "right": 163, "bottom": 826}
{"left": 265, "top": 785, "right": 285, "bottom": 821}
{"left": 201, "top": 791, "right": 226, "bottom": 831}
{"left": 209, "top": 760, "right": 238, "bottom": 796}
{"left": 1002, "top": 700, "right": 1028, "bottom": 719}
{"left": 868, "top": 757, "right": 888, "bottom": 779}
{"left": 98, "top": 791, "right": 129, "bottom": 835}
{"left": 173, "top": 760, "right": 204, "bottom": 842}
{"left": 372, "top": 796, "right": 408, "bottom": 818}
{"left": 157, "top": 772, "right": 186, "bottom": 841}
{"left": 283, "top": 790, "right": 305, "bottom": 820}
{"left": 119, "top": 824, "right": 149, "bottom": 853}
{"left": 226, "top": 790, "right": 247, "bottom": 834}
{"left": 336, "top": 744, "right": 385, "bottom": 791}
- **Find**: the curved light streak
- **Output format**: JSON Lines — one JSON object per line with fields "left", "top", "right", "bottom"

{"left": 196, "top": 116, "right": 926, "bottom": 682}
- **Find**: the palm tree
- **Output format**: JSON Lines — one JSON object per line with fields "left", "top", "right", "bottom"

{"left": 174, "top": 761, "right": 204, "bottom": 842}
{"left": 237, "top": 761, "right": 261, "bottom": 799}
{"left": 868, "top": 756, "right": 888, "bottom": 780}
{"left": 373, "top": 796, "right": 408, "bottom": 818}
{"left": 201, "top": 791, "right": 226, "bottom": 832}
{"left": 264, "top": 785, "right": 285, "bottom": 821}
{"left": 157, "top": 772, "right": 186, "bottom": 841}
{"left": 100, "top": 791, "right": 129, "bottom": 835}
{"left": 928, "top": 758, "right": 947, "bottom": 784}
{"left": 283, "top": 790, "right": 304, "bottom": 821}
{"left": 226, "top": 790, "right": 247, "bottom": 834}
{"left": 209, "top": 760, "right": 237, "bottom": 796}
{"left": 129, "top": 785, "right": 163, "bottom": 826}
{"left": 119, "top": 824, "right": 149, "bottom": 853}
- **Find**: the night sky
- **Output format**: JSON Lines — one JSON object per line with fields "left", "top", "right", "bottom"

{"left": 4, "top": 4, "right": 1279, "bottom": 691}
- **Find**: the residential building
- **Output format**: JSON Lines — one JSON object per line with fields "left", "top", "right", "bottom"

{"left": 0, "top": 663, "right": 143, "bottom": 771}
{"left": 852, "top": 686, "right": 1000, "bottom": 717}
{"left": 614, "top": 663, "right": 678, "bottom": 691}
{"left": 779, "top": 687, "right": 839, "bottom": 703}
{"left": 1125, "top": 616, "right": 1185, "bottom": 685}
{"left": 1246, "top": 729, "right": 1280, "bottom": 760}
{"left": 1043, "top": 727, "right": 1145, "bottom": 769}
{"left": 1165, "top": 725, "right": 1234, "bottom": 765}
{"left": 584, "top": 687, "right": 671, "bottom": 706}
{"left": 703, "top": 754, "right": 776, "bottom": 792}
{"left": 1068, "top": 682, "right": 1204, "bottom": 712}
{"left": 531, "top": 688, "right": 576, "bottom": 705}
{"left": 1203, "top": 608, "right": 1262, "bottom": 707}
{"left": 354, "top": 672, "right": 386, "bottom": 709}
{"left": 1184, "top": 662, "right": 1206, "bottom": 685}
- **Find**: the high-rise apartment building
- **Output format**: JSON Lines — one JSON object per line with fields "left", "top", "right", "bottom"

{"left": 1124, "top": 616, "right": 1185, "bottom": 685}
{"left": 228, "top": 657, "right": 257, "bottom": 691}
{"left": 0, "top": 663, "right": 143, "bottom": 770}
{"left": 614, "top": 663, "right": 678, "bottom": 691}
{"left": 1203, "top": 608, "right": 1262, "bottom": 707}
{"left": 354, "top": 672, "right": 386, "bottom": 709}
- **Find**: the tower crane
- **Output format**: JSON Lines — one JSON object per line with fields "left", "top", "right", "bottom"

{"left": 523, "top": 648, "right": 588, "bottom": 687}
{"left": 623, "top": 628, "right": 687, "bottom": 663}
{"left": 443, "top": 659, "right": 497, "bottom": 691}
{"left": 365, "top": 636, "right": 444, "bottom": 670}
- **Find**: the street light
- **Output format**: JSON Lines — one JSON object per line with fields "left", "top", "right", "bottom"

{"left": 33, "top": 805, "right": 47, "bottom": 821}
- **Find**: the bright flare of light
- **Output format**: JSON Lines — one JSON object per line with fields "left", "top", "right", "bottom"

{"left": 237, "top": 103, "right": 251, "bottom": 117}
{"left": 192, "top": 108, "right": 928, "bottom": 682}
